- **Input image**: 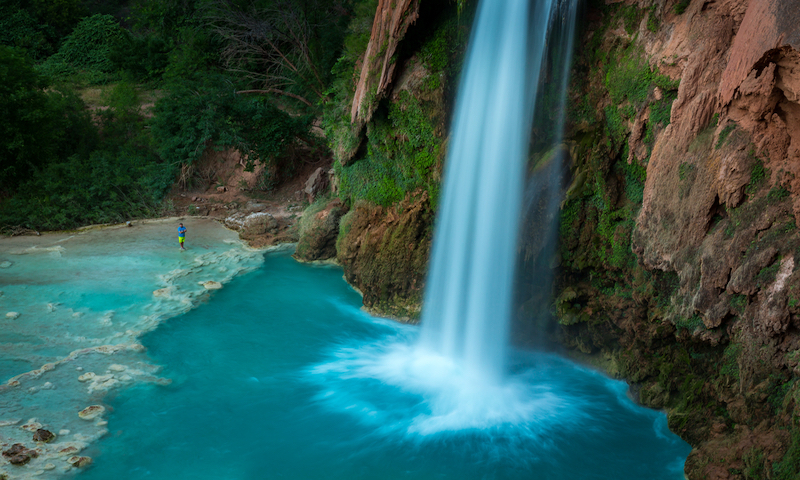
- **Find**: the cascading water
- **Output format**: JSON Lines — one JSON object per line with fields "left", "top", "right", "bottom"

{"left": 419, "top": 0, "right": 578, "bottom": 383}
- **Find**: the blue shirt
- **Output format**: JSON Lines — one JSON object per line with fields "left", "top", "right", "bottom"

{"left": 178, "top": 226, "right": 186, "bottom": 237}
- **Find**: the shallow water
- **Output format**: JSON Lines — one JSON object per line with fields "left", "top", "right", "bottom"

{"left": 73, "top": 252, "right": 691, "bottom": 480}
{"left": 0, "top": 218, "right": 265, "bottom": 478}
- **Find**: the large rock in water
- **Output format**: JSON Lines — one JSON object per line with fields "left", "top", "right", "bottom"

{"left": 335, "top": 192, "right": 432, "bottom": 320}
{"left": 294, "top": 198, "right": 348, "bottom": 262}
{"left": 224, "top": 212, "right": 278, "bottom": 236}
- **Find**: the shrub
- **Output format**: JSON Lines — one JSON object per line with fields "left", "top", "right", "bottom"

{"left": 715, "top": 123, "right": 737, "bottom": 149}
{"left": 39, "top": 14, "right": 125, "bottom": 83}
{"left": 335, "top": 91, "right": 442, "bottom": 206}
{"left": 150, "top": 74, "right": 311, "bottom": 189}
{"left": 0, "top": 46, "right": 97, "bottom": 194}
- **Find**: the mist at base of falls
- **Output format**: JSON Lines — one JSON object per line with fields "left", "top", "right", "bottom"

{"left": 76, "top": 252, "right": 689, "bottom": 480}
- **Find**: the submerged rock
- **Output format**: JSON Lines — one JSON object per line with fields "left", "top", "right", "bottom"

{"left": 5, "top": 312, "right": 19, "bottom": 319}
{"left": 57, "top": 445, "right": 81, "bottom": 457}
{"left": 153, "top": 287, "right": 172, "bottom": 297}
{"left": 20, "top": 420, "right": 43, "bottom": 432}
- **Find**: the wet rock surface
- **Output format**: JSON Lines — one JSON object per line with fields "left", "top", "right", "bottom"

{"left": 33, "top": 429, "right": 56, "bottom": 443}
{"left": 335, "top": 193, "right": 433, "bottom": 320}
{"left": 293, "top": 198, "right": 348, "bottom": 262}
{"left": 550, "top": 0, "right": 800, "bottom": 477}
{"left": 2, "top": 443, "right": 38, "bottom": 465}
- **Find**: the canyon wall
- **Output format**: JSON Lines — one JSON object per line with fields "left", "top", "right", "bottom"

{"left": 296, "top": 0, "right": 800, "bottom": 477}
{"left": 555, "top": 0, "right": 800, "bottom": 477}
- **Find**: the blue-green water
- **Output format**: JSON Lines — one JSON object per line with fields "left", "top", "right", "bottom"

{"left": 78, "top": 252, "right": 689, "bottom": 480}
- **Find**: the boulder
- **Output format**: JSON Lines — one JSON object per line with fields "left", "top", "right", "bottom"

{"left": 294, "top": 199, "right": 348, "bottom": 261}
{"left": 2, "top": 444, "right": 38, "bottom": 465}
{"left": 304, "top": 167, "right": 329, "bottom": 203}
{"left": 224, "top": 212, "right": 278, "bottom": 236}
{"left": 33, "top": 429, "right": 55, "bottom": 443}
{"left": 78, "top": 405, "right": 105, "bottom": 420}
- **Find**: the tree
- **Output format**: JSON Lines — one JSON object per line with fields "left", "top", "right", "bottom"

{"left": 204, "top": 0, "right": 352, "bottom": 109}
{"left": 0, "top": 46, "right": 95, "bottom": 195}
{"left": 150, "top": 73, "right": 312, "bottom": 188}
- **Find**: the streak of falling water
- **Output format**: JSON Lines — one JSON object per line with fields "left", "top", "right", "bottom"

{"left": 419, "top": 0, "right": 578, "bottom": 383}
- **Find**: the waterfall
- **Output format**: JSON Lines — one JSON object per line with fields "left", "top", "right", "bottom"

{"left": 419, "top": 0, "right": 578, "bottom": 384}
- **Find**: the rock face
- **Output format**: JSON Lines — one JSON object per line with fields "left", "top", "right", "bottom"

{"left": 551, "top": 0, "right": 800, "bottom": 478}
{"left": 636, "top": 0, "right": 800, "bottom": 270}
{"left": 294, "top": 198, "right": 348, "bottom": 262}
{"left": 224, "top": 212, "right": 278, "bottom": 237}
{"left": 350, "top": 0, "right": 421, "bottom": 129}
{"left": 320, "top": 0, "right": 800, "bottom": 476}
{"left": 303, "top": 167, "right": 329, "bottom": 203}
{"left": 336, "top": 193, "right": 433, "bottom": 320}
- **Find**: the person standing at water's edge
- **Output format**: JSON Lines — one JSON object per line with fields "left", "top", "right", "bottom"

{"left": 178, "top": 223, "right": 187, "bottom": 250}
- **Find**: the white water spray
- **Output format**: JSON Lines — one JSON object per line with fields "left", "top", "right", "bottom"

{"left": 419, "top": 0, "right": 578, "bottom": 384}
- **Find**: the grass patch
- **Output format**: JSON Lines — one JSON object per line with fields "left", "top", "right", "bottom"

{"left": 745, "top": 153, "right": 767, "bottom": 197}
{"left": 716, "top": 123, "right": 737, "bottom": 149}
{"left": 673, "top": 0, "right": 691, "bottom": 14}
{"left": 721, "top": 343, "right": 742, "bottom": 379}
{"left": 336, "top": 91, "right": 442, "bottom": 207}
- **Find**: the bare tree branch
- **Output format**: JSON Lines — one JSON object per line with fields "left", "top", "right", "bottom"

{"left": 204, "top": 0, "right": 333, "bottom": 106}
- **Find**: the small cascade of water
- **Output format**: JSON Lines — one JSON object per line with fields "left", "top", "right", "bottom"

{"left": 419, "top": 0, "right": 578, "bottom": 383}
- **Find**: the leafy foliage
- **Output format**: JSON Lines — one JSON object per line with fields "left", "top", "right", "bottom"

{"left": 0, "top": 6, "right": 56, "bottom": 59}
{"left": 0, "top": 46, "right": 97, "bottom": 194}
{"left": 151, "top": 74, "right": 312, "bottom": 188}
{"left": 773, "top": 421, "right": 800, "bottom": 479}
{"left": 39, "top": 14, "right": 126, "bottom": 83}
{"left": 335, "top": 91, "right": 442, "bottom": 206}
{"left": 745, "top": 153, "right": 766, "bottom": 197}
{"left": 673, "top": 0, "right": 691, "bottom": 15}
{"left": 715, "top": 122, "right": 737, "bottom": 149}
{"left": 605, "top": 45, "right": 676, "bottom": 107}
{"left": 110, "top": 32, "right": 170, "bottom": 81}
{"left": 1, "top": 147, "right": 176, "bottom": 230}
{"left": 0, "top": 72, "right": 175, "bottom": 230}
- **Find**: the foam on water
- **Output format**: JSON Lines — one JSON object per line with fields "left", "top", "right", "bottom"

{"left": 311, "top": 337, "right": 584, "bottom": 437}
